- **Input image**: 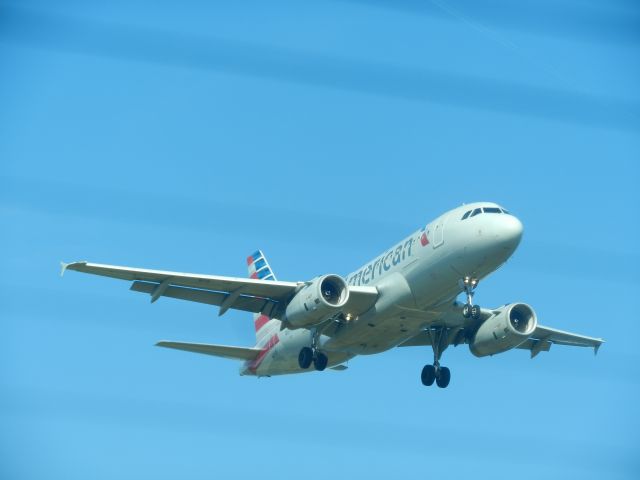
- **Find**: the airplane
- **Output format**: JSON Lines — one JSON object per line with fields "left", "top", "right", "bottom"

{"left": 61, "top": 202, "right": 603, "bottom": 388}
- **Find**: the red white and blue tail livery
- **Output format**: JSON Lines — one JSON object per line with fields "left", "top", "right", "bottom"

{"left": 245, "top": 250, "right": 283, "bottom": 374}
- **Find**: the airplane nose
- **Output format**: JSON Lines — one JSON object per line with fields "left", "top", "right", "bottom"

{"left": 452, "top": 209, "right": 523, "bottom": 274}
{"left": 499, "top": 214, "right": 523, "bottom": 251}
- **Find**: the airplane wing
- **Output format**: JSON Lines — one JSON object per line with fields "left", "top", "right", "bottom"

{"left": 398, "top": 323, "right": 603, "bottom": 358}
{"left": 517, "top": 324, "right": 604, "bottom": 358}
{"left": 61, "top": 261, "right": 378, "bottom": 319}
{"left": 156, "top": 341, "right": 262, "bottom": 360}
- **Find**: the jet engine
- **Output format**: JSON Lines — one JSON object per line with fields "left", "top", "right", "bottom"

{"left": 285, "top": 274, "right": 349, "bottom": 328}
{"left": 469, "top": 303, "right": 537, "bottom": 357}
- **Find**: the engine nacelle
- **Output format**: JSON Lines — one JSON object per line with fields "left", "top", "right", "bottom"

{"left": 284, "top": 274, "right": 349, "bottom": 328}
{"left": 469, "top": 303, "right": 537, "bottom": 357}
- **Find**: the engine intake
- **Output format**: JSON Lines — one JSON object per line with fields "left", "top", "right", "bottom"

{"left": 285, "top": 274, "right": 349, "bottom": 328}
{"left": 469, "top": 303, "right": 537, "bottom": 357}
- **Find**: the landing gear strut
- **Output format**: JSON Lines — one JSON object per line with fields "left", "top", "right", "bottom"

{"left": 298, "top": 327, "right": 329, "bottom": 371}
{"left": 460, "top": 276, "right": 481, "bottom": 320}
{"left": 421, "top": 327, "right": 451, "bottom": 388}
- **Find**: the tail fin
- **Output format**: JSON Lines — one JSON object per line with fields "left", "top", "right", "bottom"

{"left": 246, "top": 250, "right": 281, "bottom": 341}
{"left": 247, "top": 249, "right": 277, "bottom": 281}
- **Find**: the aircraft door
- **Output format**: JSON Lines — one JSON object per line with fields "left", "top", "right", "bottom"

{"left": 432, "top": 215, "right": 446, "bottom": 248}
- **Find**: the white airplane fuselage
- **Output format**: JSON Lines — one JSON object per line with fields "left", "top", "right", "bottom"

{"left": 242, "top": 202, "right": 523, "bottom": 376}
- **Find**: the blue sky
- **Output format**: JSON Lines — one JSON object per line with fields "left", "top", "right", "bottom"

{"left": 1, "top": 1, "right": 639, "bottom": 479}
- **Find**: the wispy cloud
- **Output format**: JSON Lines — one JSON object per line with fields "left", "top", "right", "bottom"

{"left": 1, "top": 6, "right": 638, "bottom": 131}
{"left": 341, "top": 0, "right": 640, "bottom": 45}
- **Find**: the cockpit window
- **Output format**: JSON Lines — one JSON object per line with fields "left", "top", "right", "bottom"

{"left": 462, "top": 206, "right": 510, "bottom": 219}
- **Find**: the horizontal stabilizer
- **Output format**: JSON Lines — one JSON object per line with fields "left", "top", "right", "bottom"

{"left": 156, "top": 341, "right": 262, "bottom": 361}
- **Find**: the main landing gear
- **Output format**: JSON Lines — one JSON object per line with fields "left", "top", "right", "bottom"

{"left": 298, "top": 347, "right": 328, "bottom": 371}
{"left": 420, "top": 276, "right": 481, "bottom": 388}
{"left": 421, "top": 327, "right": 451, "bottom": 388}
{"left": 460, "top": 276, "right": 481, "bottom": 320}
{"left": 298, "top": 328, "right": 328, "bottom": 371}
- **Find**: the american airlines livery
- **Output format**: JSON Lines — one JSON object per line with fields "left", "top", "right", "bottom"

{"left": 62, "top": 202, "right": 603, "bottom": 388}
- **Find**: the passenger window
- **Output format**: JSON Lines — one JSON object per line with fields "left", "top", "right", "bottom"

{"left": 461, "top": 210, "right": 471, "bottom": 220}
{"left": 470, "top": 208, "right": 482, "bottom": 217}
{"left": 483, "top": 207, "right": 502, "bottom": 214}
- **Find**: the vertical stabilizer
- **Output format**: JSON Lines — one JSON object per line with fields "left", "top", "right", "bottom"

{"left": 246, "top": 250, "right": 281, "bottom": 341}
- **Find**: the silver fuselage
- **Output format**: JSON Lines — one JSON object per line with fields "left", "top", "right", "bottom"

{"left": 242, "top": 202, "right": 523, "bottom": 376}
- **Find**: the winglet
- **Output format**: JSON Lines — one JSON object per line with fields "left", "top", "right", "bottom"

{"left": 594, "top": 342, "right": 603, "bottom": 356}
{"left": 60, "top": 261, "right": 88, "bottom": 277}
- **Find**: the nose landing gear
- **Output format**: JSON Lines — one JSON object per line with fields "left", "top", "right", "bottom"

{"left": 460, "top": 276, "right": 481, "bottom": 320}
{"left": 420, "top": 327, "right": 451, "bottom": 389}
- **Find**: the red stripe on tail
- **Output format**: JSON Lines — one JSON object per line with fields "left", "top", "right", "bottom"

{"left": 248, "top": 334, "right": 279, "bottom": 372}
{"left": 254, "top": 314, "right": 270, "bottom": 331}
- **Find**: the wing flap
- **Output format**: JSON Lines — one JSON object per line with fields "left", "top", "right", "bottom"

{"left": 156, "top": 341, "right": 262, "bottom": 361}
{"left": 344, "top": 286, "right": 378, "bottom": 316}
{"left": 130, "top": 281, "right": 277, "bottom": 315}
{"left": 516, "top": 338, "right": 552, "bottom": 357}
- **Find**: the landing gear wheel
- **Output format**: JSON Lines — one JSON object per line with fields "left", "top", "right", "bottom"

{"left": 436, "top": 367, "right": 451, "bottom": 388}
{"left": 421, "top": 365, "right": 436, "bottom": 386}
{"left": 298, "top": 347, "right": 313, "bottom": 369}
{"left": 460, "top": 276, "right": 480, "bottom": 321}
{"left": 313, "top": 352, "right": 328, "bottom": 371}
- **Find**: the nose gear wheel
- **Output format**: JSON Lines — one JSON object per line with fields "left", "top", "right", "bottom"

{"left": 460, "top": 276, "right": 481, "bottom": 320}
